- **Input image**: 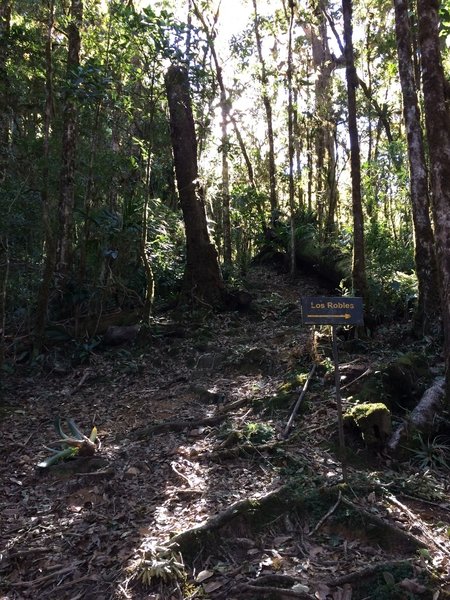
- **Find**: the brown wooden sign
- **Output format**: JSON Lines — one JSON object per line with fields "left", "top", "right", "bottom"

{"left": 301, "top": 296, "right": 364, "bottom": 326}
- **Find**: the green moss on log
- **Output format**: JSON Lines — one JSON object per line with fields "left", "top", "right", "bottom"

{"left": 344, "top": 403, "right": 392, "bottom": 446}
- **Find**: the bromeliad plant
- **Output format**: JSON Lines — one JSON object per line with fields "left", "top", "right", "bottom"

{"left": 37, "top": 418, "right": 99, "bottom": 468}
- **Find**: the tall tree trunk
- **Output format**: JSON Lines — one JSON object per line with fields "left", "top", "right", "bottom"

{"left": 306, "top": 4, "right": 334, "bottom": 237}
{"left": 393, "top": 0, "right": 440, "bottom": 333}
{"left": 192, "top": 0, "right": 254, "bottom": 264}
{"left": 165, "top": 65, "right": 224, "bottom": 306}
{"left": 0, "top": 0, "right": 10, "bottom": 365}
{"left": 34, "top": 0, "right": 56, "bottom": 353}
{"left": 343, "top": 0, "right": 367, "bottom": 299}
{"left": 252, "top": 0, "right": 278, "bottom": 224}
{"left": 56, "top": 0, "right": 82, "bottom": 280}
{"left": 417, "top": 0, "right": 450, "bottom": 400}
{"left": 0, "top": 0, "right": 11, "bottom": 182}
{"left": 286, "top": 0, "right": 296, "bottom": 275}
{"left": 220, "top": 96, "right": 232, "bottom": 267}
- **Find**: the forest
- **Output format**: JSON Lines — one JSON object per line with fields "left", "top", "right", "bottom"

{"left": 1, "top": 0, "right": 450, "bottom": 598}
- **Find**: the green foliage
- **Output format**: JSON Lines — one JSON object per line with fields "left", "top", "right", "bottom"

{"left": 37, "top": 418, "right": 98, "bottom": 469}
{"left": 365, "top": 220, "right": 417, "bottom": 320}
{"left": 407, "top": 434, "right": 450, "bottom": 472}
{"left": 242, "top": 421, "right": 275, "bottom": 444}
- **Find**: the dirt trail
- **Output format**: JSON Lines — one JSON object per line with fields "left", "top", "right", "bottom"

{"left": 1, "top": 266, "right": 449, "bottom": 600}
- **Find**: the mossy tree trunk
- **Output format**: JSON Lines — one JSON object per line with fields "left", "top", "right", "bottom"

{"left": 165, "top": 65, "right": 224, "bottom": 306}
{"left": 417, "top": 0, "right": 450, "bottom": 402}
{"left": 393, "top": 0, "right": 440, "bottom": 334}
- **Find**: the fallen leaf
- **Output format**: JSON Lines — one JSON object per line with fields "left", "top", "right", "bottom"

{"left": 292, "top": 583, "right": 310, "bottom": 593}
{"left": 196, "top": 569, "right": 214, "bottom": 583}
{"left": 203, "top": 579, "right": 225, "bottom": 593}
{"left": 399, "top": 578, "right": 427, "bottom": 594}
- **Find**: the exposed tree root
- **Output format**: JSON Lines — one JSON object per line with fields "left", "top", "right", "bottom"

{"left": 326, "top": 559, "right": 413, "bottom": 586}
{"left": 340, "top": 497, "right": 426, "bottom": 552}
{"left": 168, "top": 484, "right": 425, "bottom": 563}
{"left": 206, "top": 441, "right": 283, "bottom": 461}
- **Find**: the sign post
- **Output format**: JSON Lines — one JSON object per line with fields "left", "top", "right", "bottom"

{"left": 301, "top": 297, "right": 364, "bottom": 482}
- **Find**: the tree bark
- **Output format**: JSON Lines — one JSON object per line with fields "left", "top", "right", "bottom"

{"left": 252, "top": 0, "right": 278, "bottom": 223}
{"left": 165, "top": 65, "right": 224, "bottom": 306}
{"left": 34, "top": 0, "right": 57, "bottom": 352}
{"left": 0, "top": 0, "right": 11, "bottom": 182}
{"left": 0, "top": 1, "right": 11, "bottom": 365}
{"left": 286, "top": 0, "right": 296, "bottom": 275}
{"left": 56, "top": 0, "right": 83, "bottom": 280}
{"left": 393, "top": 0, "right": 440, "bottom": 334}
{"left": 417, "top": 0, "right": 450, "bottom": 402}
{"left": 191, "top": 1, "right": 232, "bottom": 266}
{"left": 342, "top": 0, "right": 367, "bottom": 300}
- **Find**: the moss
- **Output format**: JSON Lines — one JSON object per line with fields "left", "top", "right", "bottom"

{"left": 344, "top": 403, "right": 391, "bottom": 446}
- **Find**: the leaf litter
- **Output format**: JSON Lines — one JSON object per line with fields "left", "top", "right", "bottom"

{"left": 0, "top": 267, "right": 449, "bottom": 599}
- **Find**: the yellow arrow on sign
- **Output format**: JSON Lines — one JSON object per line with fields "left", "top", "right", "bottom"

{"left": 307, "top": 313, "right": 352, "bottom": 319}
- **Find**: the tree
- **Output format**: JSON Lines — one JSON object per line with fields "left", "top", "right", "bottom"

{"left": 417, "top": 0, "right": 450, "bottom": 399}
{"left": 342, "top": 0, "right": 367, "bottom": 300}
{"left": 252, "top": 0, "right": 278, "bottom": 225}
{"left": 191, "top": 0, "right": 232, "bottom": 266}
{"left": 56, "top": 0, "right": 83, "bottom": 281}
{"left": 165, "top": 65, "right": 224, "bottom": 305}
{"left": 34, "top": 0, "right": 56, "bottom": 351}
{"left": 393, "top": 0, "right": 440, "bottom": 333}
{"left": 0, "top": 0, "right": 10, "bottom": 182}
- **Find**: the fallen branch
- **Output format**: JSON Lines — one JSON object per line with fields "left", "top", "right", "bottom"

{"left": 341, "top": 497, "right": 425, "bottom": 552}
{"left": 387, "top": 494, "right": 450, "bottom": 557}
{"left": 130, "top": 396, "right": 250, "bottom": 440}
{"left": 236, "top": 583, "right": 315, "bottom": 599}
{"left": 283, "top": 364, "right": 316, "bottom": 439}
{"left": 70, "top": 369, "right": 93, "bottom": 396}
{"left": 10, "top": 562, "right": 82, "bottom": 588}
{"left": 340, "top": 367, "right": 372, "bottom": 391}
{"left": 308, "top": 490, "right": 341, "bottom": 536}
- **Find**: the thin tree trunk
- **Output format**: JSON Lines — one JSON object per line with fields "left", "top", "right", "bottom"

{"left": 56, "top": 0, "right": 83, "bottom": 280}
{"left": 252, "top": 0, "right": 277, "bottom": 223}
{"left": 293, "top": 90, "right": 304, "bottom": 208}
{"left": 0, "top": 235, "right": 9, "bottom": 368}
{"left": 0, "top": 0, "right": 11, "bottom": 182}
{"left": 393, "top": 0, "right": 440, "bottom": 333}
{"left": 342, "top": 0, "right": 367, "bottom": 299}
{"left": 141, "top": 152, "right": 155, "bottom": 323}
{"left": 34, "top": 0, "right": 56, "bottom": 352}
{"left": 417, "top": 0, "right": 450, "bottom": 401}
{"left": 165, "top": 65, "right": 224, "bottom": 306}
{"left": 285, "top": 0, "right": 296, "bottom": 275}
{"left": 0, "top": 1, "right": 10, "bottom": 364}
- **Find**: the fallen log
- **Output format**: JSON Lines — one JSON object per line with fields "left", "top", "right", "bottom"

{"left": 388, "top": 376, "right": 445, "bottom": 452}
